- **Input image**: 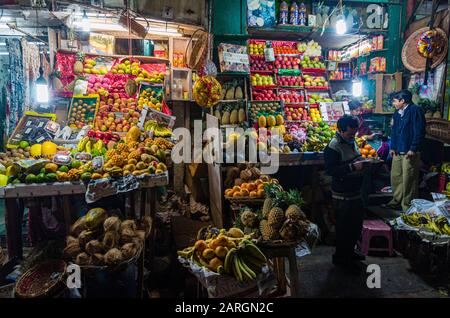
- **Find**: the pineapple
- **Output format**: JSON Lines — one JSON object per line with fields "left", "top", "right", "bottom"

{"left": 106, "top": 149, "right": 118, "bottom": 159}
{"left": 116, "top": 143, "right": 129, "bottom": 153}
{"left": 128, "top": 150, "right": 141, "bottom": 160}
{"left": 74, "top": 52, "right": 85, "bottom": 74}
{"left": 260, "top": 220, "right": 280, "bottom": 241}
{"left": 67, "top": 169, "right": 81, "bottom": 181}
{"left": 110, "top": 155, "right": 124, "bottom": 167}
{"left": 285, "top": 205, "right": 306, "bottom": 222}
{"left": 240, "top": 210, "right": 257, "bottom": 228}
{"left": 268, "top": 207, "right": 285, "bottom": 228}
{"left": 262, "top": 198, "right": 273, "bottom": 219}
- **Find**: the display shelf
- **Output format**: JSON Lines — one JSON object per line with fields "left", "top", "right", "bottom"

{"left": 305, "top": 87, "right": 330, "bottom": 91}
{"left": 278, "top": 86, "right": 305, "bottom": 90}
{"left": 250, "top": 70, "right": 275, "bottom": 75}
{"left": 172, "top": 67, "right": 191, "bottom": 72}
{"left": 251, "top": 85, "right": 278, "bottom": 90}
{"left": 218, "top": 99, "right": 247, "bottom": 103}
{"left": 217, "top": 72, "right": 250, "bottom": 76}
{"left": 302, "top": 68, "right": 327, "bottom": 74}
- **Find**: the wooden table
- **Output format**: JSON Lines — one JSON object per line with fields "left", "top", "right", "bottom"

{"left": 1, "top": 173, "right": 168, "bottom": 298}
{"left": 258, "top": 241, "right": 300, "bottom": 298}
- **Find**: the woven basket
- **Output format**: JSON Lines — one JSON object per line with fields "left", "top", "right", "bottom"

{"left": 426, "top": 119, "right": 450, "bottom": 143}
{"left": 14, "top": 260, "right": 67, "bottom": 298}
{"left": 186, "top": 30, "right": 209, "bottom": 71}
{"left": 402, "top": 27, "right": 448, "bottom": 73}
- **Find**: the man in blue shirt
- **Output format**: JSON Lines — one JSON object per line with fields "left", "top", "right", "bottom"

{"left": 386, "top": 90, "right": 425, "bottom": 211}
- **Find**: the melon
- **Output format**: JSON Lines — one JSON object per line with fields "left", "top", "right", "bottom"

{"left": 41, "top": 141, "right": 57, "bottom": 156}
{"left": 126, "top": 126, "right": 141, "bottom": 143}
{"left": 258, "top": 115, "right": 267, "bottom": 128}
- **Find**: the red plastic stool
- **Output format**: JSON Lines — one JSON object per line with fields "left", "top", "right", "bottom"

{"left": 358, "top": 220, "right": 393, "bottom": 256}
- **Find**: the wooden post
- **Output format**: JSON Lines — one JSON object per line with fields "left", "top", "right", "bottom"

{"left": 5, "top": 198, "right": 24, "bottom": 259}
{"left": 287, "top": 247, "right": 300, "bottom": 298}
{"left": 62, "top": 196, "right": 73, "bottom": 235}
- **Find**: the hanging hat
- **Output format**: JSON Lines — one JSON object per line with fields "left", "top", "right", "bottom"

{"left": 402, "top": 27, "right": 448, "bottom": 72}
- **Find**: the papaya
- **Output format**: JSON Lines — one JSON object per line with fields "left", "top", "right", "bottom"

{"left": 221, "top": 111, "right": 230, "bottom": 125}
{"left": 125, "top": 126, "right": 141, "bottom": 143}
{"left": 267, "top": 115, "right": 276, "bottom": 127}
{"left": 238, "top": 108, "right": 246, "bottom": 123}
{"left": 85, "top": 208, "right": 107, "bottom": 230}
{"left": 258, "top": 115, "right": 267, "bottom": 128}
{"left": 230, "top": 109, "right": 238, "bottom": 125}
{"left": 276, "top": 114, "right": 284, "bottom": 126}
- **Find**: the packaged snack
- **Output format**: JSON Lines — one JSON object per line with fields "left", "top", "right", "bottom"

{"left": 218, "top": 43, "right": 250, "bottom": 73}
{"left": 53, "top": 153, "right": 72, "bottom": 165}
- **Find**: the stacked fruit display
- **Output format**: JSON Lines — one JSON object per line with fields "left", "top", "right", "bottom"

{"left": 64, "top": 208, "right": 150, "bottom": 267}
{"left": 277, "top": 75, "right": 303, "bottom": 87}
{"left": 224, "top": 169, "right": 276, "bottom": 198}
{"left": 83, "top": 58, "right": 108, "bottom": 75}
{"left": 235, "top": 185, "right": 310, "bottom": 242}
{"left": 251, "top": 74, "right": 275, "bottom": 87}
{"left": 309, "top": 108, "right": 323, "bottom": 123}
{"left": 248, "top": 101, "right": 282, "bottom": 123}
{"left": 250, "top": 55, "right": 274, "bottom": 72}
{"left": 284, "top": 106, "right": 310, "bottom": 121}
{"left": 248, "top": 42, "right": 265, "bottom": 56}
{"left": 257, "top": 114, "right": 284, "bottom": 129}
{"left": 359, "top": 144, "right": 378, "bottom": 159}
{"left": 111, "top": 59, "right": 140, "bottom": 75}
{"left": 214, "top": 104, "right": 247, "bottom": 126}
{"left": 301, "top": 56, "right": 326, "bottom": 71}
{"left": 96, "top": 95, "right": 140, "bottom": 132}
{"left": 220, "top": 80, "right": 245, "bottom": 100}
{"left": 177, "top": 228, "right": 268, "bottom": 283}
{"left": 301, "top": 122, "right": 335, "bottom": 152}
{"left": 274, "top": 45, "right": 299, "bottom": 55}
{"left": 137, "top": 86, "right": 163, "bottom": 111}
{"left": 135, "top": 70, "right": 164, "bottom": 84}
{"left": 274, "top": 56, "right": 301, "bottom": 70}
{"left": 278, "top": 90, "right": 305, "bottom": 104}
{"left": 307, "top": 93, "right": 333, "bottom": 104}
{"left": 301, "top": 40, "right": 322, "bottom": 57}
{"left": 303, "top": 75, "right": 328, "bottom": 89}
{"left": 68, "top": 98, "right": 98, "bottom": 129}
{"left": 252, "top": 89, "right": 278, "bottom": 101}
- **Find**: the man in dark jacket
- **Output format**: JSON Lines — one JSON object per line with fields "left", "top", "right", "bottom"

{"left": 324, "top": 115, "right": 366, "bottom": 271}
{"left": 386, "top": 90, "right": 425, "bottom": 211}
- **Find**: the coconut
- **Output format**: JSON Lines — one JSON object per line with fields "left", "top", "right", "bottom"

{"left": 70, "top": 217, "right": 86, "bottom": 237}
{"left": 121, "top": 243, "right": 138, "bottom": 260}
{"left": 75, "top": 252, "right": 90, "bottom": 265}
{"left": 78, "top": 230, "right": 96, "bottom": 248}
{"left": 85, "top": 240, "right": 104, "bottom": 255}
{"left": 104, "top": 248, "right": 123, "bottom": 265}
{"left": 102, "top": 231, "right": 120, "bottom": 250}
{"left": 89, "top": 253, "right": 104, "bottom": 266}
{"left": 120, "top": 220, "right": 137, "bottom": 232}
{"left": 103, "top": 216, "right": 121, "bottom": 232}
{"left": 120, "top": 227, "right": 136, "bottom": 244}
{"left": 63, "top": 241, "right": 81, "bottom": 260}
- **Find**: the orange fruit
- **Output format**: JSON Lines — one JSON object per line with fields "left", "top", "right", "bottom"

{"left": 368, "top": 154, "right": 373, "bottom": 158}
{"left": 364, "top": 144, "right": 372, "bottom": 150}
{"left": 257, "top": 184, "right": 265, "bottom": 190}
{"left": 240, "top": 183, "right": 249, "bottom": 190}
{"left": 249, "top": 191, "right": 257, "bottom": 197}
{"left": 257, "top": 189, "right": 264, "bottom": 197}
{"left": 362, "top": 154, "right": 367, "bottom": 158}
{"left": 232, "top": 186, "right": 241, "bottom": 192}
{"left": 360, "top": 149, "right": 368, "bottom": 155}
{"left": 225, "top": 189, "right": 233, "bottom": 196}
{"left": 370, "top": 149, "right": 376, "bottom": 155}
{"left": 247, "top": 183, "right": 256, "bottom": 191}
{"left": 240, "top": 189, "right": 250, "bottom": 197}
{"left": 255, "top": 179, "right": 263, "bottom": 185}
{"left": 233, "top": 192, "right": 242, "bottom": 197}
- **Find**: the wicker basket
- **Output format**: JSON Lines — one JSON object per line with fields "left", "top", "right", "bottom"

{"left": 426, "top": 119, "right": 450, "bottom": 143}
{"left": 14, "top": 260, "right": 67, "bottom": 298}
{"left": 402, "top": 27, "right": 448, "bottom": 73}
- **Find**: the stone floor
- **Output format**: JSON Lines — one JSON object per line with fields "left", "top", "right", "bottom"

{"left": 296, "top": 245, "right": 448, "bottom": 298}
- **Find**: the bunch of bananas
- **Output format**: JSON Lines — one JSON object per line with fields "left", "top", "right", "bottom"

{"left": 301, "top": 137, "right": 328, "bottom": 152}
{"left": 355, "top": 135, "right": 368, "bottom": 148}
{"left": 144, "top": 120, "right": 173, "bottom": 137}
{"left": 402, "top": 213, "right": 450, "bottom": 235}
{"left": 223, "top": 239, "right": 267, "bottom": 283}
{"left": 178, "top": 230, "right": 267, "bottom": 283}
{"left": 77, "top": 136, "right": 90, "bottom": 152}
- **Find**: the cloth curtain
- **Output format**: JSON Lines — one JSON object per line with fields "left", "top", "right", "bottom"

{"left": 21, "top": 38, "right": 41, "bottom": 111}
{"left": 6, "top": 38, "right": 25, "bottom": 136}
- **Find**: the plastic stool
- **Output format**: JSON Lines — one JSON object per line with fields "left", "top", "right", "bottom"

{"left": 358, "top": 220, "right": 393, "bottom": 256}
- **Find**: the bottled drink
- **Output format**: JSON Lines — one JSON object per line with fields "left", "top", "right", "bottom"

{"left": 298, "top": 2, "right": 307, "bottom": 26}
{"left": 279, "top": 1, "right": 289, "bottom": 25}
{"left": 290, "top": 2, "right": 299, "bottom": 25}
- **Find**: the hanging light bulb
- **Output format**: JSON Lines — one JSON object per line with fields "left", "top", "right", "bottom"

{"left": 82, "top": 10, "right": 90, "bottom": 32}
{"left": 336, "top": 15, "right": 347, "bottom": 35}
{"left": 352, "top": 77, "right": 362, "bottom": 97}
{"left": 35, "top": 67, "right": 49, "bottom": 104}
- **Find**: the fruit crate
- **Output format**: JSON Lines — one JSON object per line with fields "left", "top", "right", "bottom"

{"left": 248, "top": 101, "right": 284, "bottom": 124}
{"left": 276, "top": 74, "right": 304, "bottom": 88}
{"left": 7, "top": 112, "right": 57, "bottom": 149}
{"left": 249, "top": 55, "right": 275, "bottom": 73}
{"left": 272, "top": 41, "right": 300, "bottom": 55}
{"left": 251, "top": 88, "right": 279, "bottom": 102}
{"left": 278, "top": 89, "right": 306, "bottom": 104}
{"left": 247, "top": 39, "right": 267, "bottom": 57}
{"left": 67, "top": 94, "right": 99, "bottom": 130}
